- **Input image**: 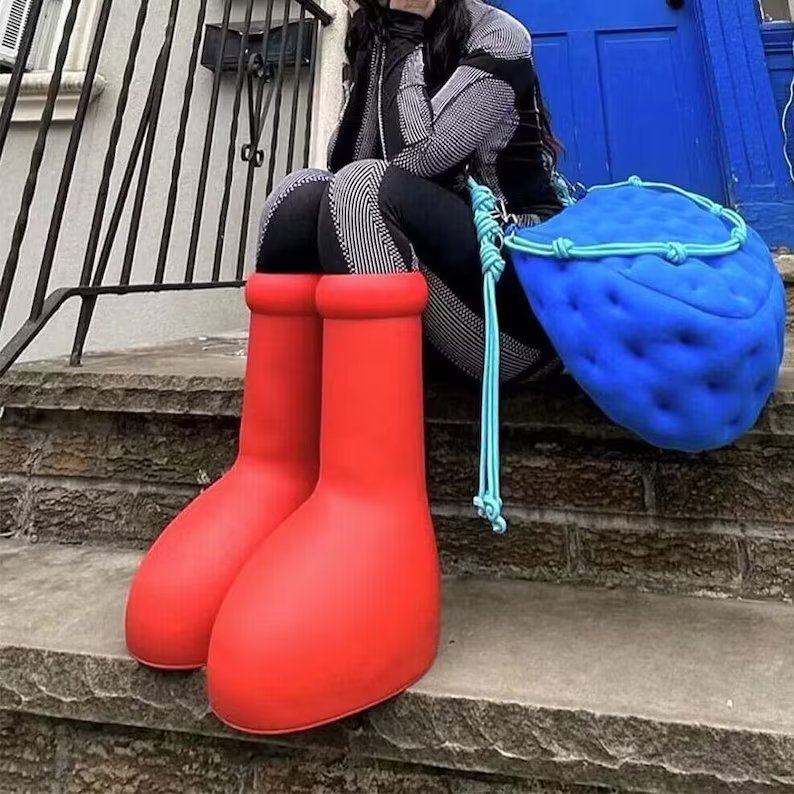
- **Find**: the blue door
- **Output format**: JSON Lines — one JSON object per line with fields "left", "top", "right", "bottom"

{"left": 498, "top": 0, "right": 727, "bottom": 202}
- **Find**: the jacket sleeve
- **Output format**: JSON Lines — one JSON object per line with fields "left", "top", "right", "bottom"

{"left": 379, "top": 9, "right": 536, "bottom": 178}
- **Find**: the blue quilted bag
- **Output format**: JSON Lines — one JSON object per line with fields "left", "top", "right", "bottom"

{"left": 468, "top": 177, "right": 786, "bottom": 534}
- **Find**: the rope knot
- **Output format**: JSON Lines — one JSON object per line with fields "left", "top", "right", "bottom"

{"left": 730, "top": 226, "right": 748, "bottom": 246}
{"left": 470, "top": 183, "right": 497, "bottom": 215}
{"left": 473, "top": 495, "right": 507, "bottom": 535}
{"left": 709, "top": 202, "right": 725, "bottom": 216}
{"left": 480, "top": 241, "right": 506, "bottom": 279}
{"left": 551, "top": 237, "right": 575, "bottom": 260}
{"left": 665, "top": 242, "right": 688, "bottom": 264}
{"left": 628, "top": 175, "right": 643, "bottom": 187}
{"left": 474, "top": 212, "right": 502, "bottom": 242}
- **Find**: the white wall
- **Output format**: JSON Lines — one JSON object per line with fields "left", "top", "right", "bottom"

{"left": 0, "top": 0, "right": 346, "bottom": 364}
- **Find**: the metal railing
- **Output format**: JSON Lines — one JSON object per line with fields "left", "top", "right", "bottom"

{"left": 0, "top": 0, "right": 332, "bottom": 375}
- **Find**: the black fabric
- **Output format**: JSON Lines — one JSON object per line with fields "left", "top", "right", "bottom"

{"left": 376, "top": 166, "right": 550, "bottom": 350}
{"left": 255, "top": 177, "right": 327, "bottom": 274}
{"left": 256, "top": 165, "right": 556, "bottom": 370}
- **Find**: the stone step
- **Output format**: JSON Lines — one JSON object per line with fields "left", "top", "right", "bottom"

{"left": 2, "top": 333, "right": 794, "bottom": 599}
{"left": 1, "top": 539, "right": 793, "bottom": 793}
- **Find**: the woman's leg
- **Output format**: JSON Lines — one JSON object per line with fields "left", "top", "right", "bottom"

{"left": 256, "top": 169, "right": 332, "bottom": 274}
{"left": 318, "top": 160, "right": 558, "bottom": 382}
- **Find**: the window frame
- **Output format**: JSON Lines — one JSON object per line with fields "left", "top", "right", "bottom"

{"left": 0, "top": 0, "right": 106, "bottom": 123}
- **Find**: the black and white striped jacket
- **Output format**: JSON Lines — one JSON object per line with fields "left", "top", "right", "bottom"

{"left": 328, "top": 0, "right": 562, "bottom": 222}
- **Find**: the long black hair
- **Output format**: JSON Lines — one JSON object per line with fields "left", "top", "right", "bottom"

{"left": 346, "top": 0, "right": 562, "bottom": 167}
{"left": 346, "top": 0, "right": 469, "bottom": 86}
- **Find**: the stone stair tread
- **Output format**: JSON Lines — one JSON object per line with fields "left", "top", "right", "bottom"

{"left": 1, "top": 327, "right": 793, "bottom": 422}
{"left": 2, "top": 254, "right": 792, "bottom": 420}
{"left": 3, "top": 539, "right": 794, "bottom": 788}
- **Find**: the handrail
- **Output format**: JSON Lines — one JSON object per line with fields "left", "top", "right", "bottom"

{"left": 0, "top": 0, "right": 332, "bottom": 376}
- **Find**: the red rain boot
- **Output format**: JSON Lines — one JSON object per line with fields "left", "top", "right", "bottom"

{"left": 125, "top": 274, "right": 322, "bottom": 669}
{"left": 206, "top": 272, "right": 440, "bottom": 734}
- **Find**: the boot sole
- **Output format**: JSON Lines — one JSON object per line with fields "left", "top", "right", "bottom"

{"left": 210, "top": 661, "right": 436, "bottom": 736}
{"left": 128, "top": 650, "right": 205, "bottom": 672}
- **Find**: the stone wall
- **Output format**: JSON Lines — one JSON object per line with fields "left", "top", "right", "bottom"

{"left": 0, "top": 712, "right": 611, "bottom": 794}
{"left": 2, "top": 341, "right": 794, "bottom": 598}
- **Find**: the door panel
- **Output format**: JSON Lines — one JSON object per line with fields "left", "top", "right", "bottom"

{"left": 497, "top": 0, "right": 727, "bottom": 201}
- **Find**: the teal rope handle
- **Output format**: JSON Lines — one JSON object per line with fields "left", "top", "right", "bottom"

{"left": 467, "top": 174, "right": 750, "bottom": 535}
{"left": 469, "top": 177, "right": 508, "bottom": 534}
{"left": 505, "top": 176, "right": 748, "bottom": 264}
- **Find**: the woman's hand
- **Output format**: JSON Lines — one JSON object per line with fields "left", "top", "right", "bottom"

{"left": 389, "top": 0, "right": 437, "bottom": 18}
{"left": 343, "top": 0, "right": 360, "bottom": 15}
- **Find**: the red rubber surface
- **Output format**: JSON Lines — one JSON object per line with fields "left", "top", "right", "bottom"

{"left": 125, "top": 274, "right": 323, "bottom": 669}
{"left": 207, "top": 272, "right": 441, "bottom": 734}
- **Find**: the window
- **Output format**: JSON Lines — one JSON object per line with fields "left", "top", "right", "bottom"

{"left": 0, "top": 0, "right": 33, "bottom": 67}
{"left": 760, "top": 0, "right": 794, "bottom": 21}
{"left": 0, "top": 0, "right": 105, "bottom": 122}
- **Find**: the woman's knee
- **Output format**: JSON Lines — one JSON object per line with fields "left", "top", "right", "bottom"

{"left": 256, "top": 168, "right": 331, "bottom": 273}
{"left": 328, "top": 159, "right": 390, "bottom": 214}
{"left": 320, "top": 160, "right": 413, "bottom": 275}
{"left": 326, "top": 160, "right": 407, "bottom": 234}
{"left": 330, "top": 161, "right": 432, "bottom": 234}
{"left": 259, "top": 168, "right": 331, "bottom": 236}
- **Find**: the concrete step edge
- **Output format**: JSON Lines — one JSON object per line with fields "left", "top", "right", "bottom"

{"left": 2, "top": 540, "right": 794, "bottom": 793}
{"left": 1, "top": 328, "right": 793, "bottom": 436}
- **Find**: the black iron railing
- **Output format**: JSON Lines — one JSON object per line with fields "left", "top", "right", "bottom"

{"left": 0, "top": 0, "right": 332, "bottom": 375}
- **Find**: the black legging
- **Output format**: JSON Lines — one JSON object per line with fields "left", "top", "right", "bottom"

{"left": 256, "top": 160, "right": 558, "bottom": 383}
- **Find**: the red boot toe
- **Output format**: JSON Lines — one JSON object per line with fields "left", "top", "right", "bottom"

{"left": 125, "top": 462, "right": 315, "bottom": 669}
{"left": 208, "top": 489, "right": 438, "bottom": 733}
